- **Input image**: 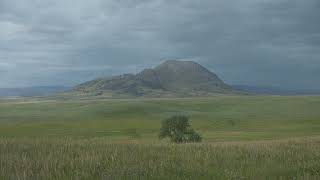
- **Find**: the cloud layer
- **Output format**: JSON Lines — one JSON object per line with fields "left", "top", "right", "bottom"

{"left": 0, "top": 0, "right": 319, "bottom": 89}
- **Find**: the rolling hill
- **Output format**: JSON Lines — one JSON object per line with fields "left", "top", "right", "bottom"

{"left": 70, "top": 60, "right": 237, "bottom": 97}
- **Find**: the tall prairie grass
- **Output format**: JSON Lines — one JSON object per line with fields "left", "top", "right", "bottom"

{"left": 1, "top": 137, "right": 320, "bottom": 179}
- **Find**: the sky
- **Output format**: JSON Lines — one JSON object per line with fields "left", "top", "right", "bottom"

{"left": 0, "top": 0, "right": 319, "bottom": 89}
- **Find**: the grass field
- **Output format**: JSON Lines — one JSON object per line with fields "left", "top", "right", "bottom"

{"left": 1, "top": 96, "right": 320, "bottom": 179}
{"left": 1, "top": 137, "right": 320, "bottom": 179}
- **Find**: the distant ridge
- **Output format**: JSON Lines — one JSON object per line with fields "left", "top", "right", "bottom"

{"left": 233, "top": 85, "right": 320, "bottom": 95}
{"left": 0, "top": 86, "right": 69, "bottom": 97}
{"left": 70, "top": 60, "right": 238, "bottom": 97}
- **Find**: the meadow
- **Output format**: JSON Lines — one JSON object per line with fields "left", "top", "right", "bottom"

{"left": 1, "top": 96, "right": 320, "bottom": 179}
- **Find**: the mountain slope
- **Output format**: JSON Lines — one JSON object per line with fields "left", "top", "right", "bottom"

{"left": 154, "top": 60, "right": 230, "bottom": 92}
{"left": 71, "top": 60, "right": 236, "bottom": 97}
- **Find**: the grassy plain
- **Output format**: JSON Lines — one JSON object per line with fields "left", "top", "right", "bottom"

{"left": 1, "top": 137, "right": 320, "bottom": 179}
{"left": 0, "top": 96, "right": 320, "bottom": 179}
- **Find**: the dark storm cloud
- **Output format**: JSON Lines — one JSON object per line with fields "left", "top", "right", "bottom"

{"left": 0, "top": 0, "right": 319, "bottom": 88}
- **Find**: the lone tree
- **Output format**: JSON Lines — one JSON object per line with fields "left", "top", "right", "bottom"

{"left": 159, "top": 115, "right": 202, "bottom": 143}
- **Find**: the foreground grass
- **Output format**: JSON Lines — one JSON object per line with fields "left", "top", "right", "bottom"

{"left": 1, "top": 96, "right": 320, "bottom": 179}
{"left": 1, "top": 137, "right": 320, "bottom": 179}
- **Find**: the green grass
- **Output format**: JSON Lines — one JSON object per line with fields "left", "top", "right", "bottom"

{"left": 1, "top": 96, "right": 320, "bottom": 179}
{"left": 1, "top": 137, "right": 320, "bottom": 179}
{"left": 1, "top": 96, "right": 320, "bottom": 141}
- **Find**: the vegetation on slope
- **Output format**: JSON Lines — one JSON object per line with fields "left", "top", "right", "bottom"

{"left": 70, "top": 60, "right": 236, "bottom": 97}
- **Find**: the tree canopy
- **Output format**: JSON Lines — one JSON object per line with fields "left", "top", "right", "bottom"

{"left": 159, "top": 115, "right": 202, "bottom": 143}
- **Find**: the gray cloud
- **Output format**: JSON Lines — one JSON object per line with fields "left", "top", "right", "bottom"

{"left": 0, "top": 0, "right": 319, "bottom": 89}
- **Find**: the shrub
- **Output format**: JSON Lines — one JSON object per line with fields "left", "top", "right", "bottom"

{"left": 159, "top": 115, "right": 202, "bottom": 143}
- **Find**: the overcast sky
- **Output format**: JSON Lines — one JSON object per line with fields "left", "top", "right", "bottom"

{"left": 0, "top": 0, "right": 319, "bottom": 89}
